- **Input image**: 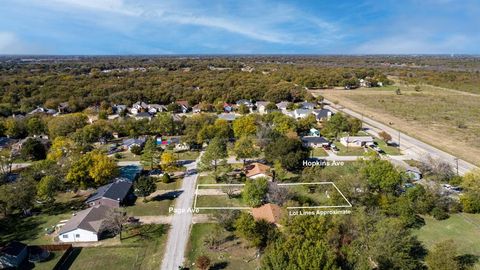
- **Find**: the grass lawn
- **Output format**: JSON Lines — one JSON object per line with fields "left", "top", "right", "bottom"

{"left": 374, "top": 139, "right": 402, "bottom": 155}
{"left": 195, "top": 195, "right": 247, "bottom": 212}
{"left": 414, "top": 213, "right": 480, "bottom": 269}
{"left": 334, "top": 142, "right": 367, "bottom": 156}
{"left": 0, "top": 193, "right": 87, "bottom": 245}
{"left": 155, "top": 179, "right": 182, "bottom": 190}
{"left": 34, "top": 251, "right": 65, "bottom": 270}
{"left": 311, "top": 147, "right": 328, "bottom": 157}
{"left": 186, "top": 224, "right": 260, "bottom": 270}
{"left": 125, "top": 195, "right": 177, "bottom": 216}
{"left": 175, "top": 150, "right": 200, "bottom": 160}
{"left": 69, "top": 224, "right": 169, "bottom": 270}
{"left": 114, "top": 151, "right": 141, "bottom": 162}
{"left": 198, "top": 175, "right": 217, "bottom": 185}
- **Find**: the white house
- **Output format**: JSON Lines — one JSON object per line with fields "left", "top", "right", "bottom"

{"left": 293, "top": 109, "right": 312, "bottom": 119}
{"left": 58, "top": 205, "right": 111, "bottom": 243}
{"left": 147, "top": 104, "right": 167, "bottom": 114}
{"left": 301, "top": 136, "right": 329, "bottom": 148}
{"left": 131, "top": 101, "right": 148, "bottom": 115}
{"left": 300, "top": 101, "right": 315, "bottom": 110}
{"left": 276, "top": 101, "right": 290, "bottom": 112}
{"left": 340, "top": 136, "right": 374, "bottom": 147}
{"left": 255, "top": 101, "right": 270, "bottom": 114}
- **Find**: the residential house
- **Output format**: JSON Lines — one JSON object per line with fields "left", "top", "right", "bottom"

{"left": 0, "top": 241, "right": 28, "bottom": 269}
{"left": 28, "top": 107, "right": 57, "bottom": 115}
{"left": 147, "top": 104, "right": 167, "bottom": 114}
{"left": 134, "top": 112, "right": 152, "bottom": 121}
{"left": 113, "top": 104, "right": 127, "bottom": 114}
{"left": 359, "top": 78, "right": 372, "bottom": 88}
{"left": 300, "top": 101, "right": 316, "bottom": 110}
{"left": 122, "top": 136, "right": 147, "bottom": 150}
{"left": 312, "top": 109, "right": 333, "bottom": 122}
{"left": 85, "top": 178, "right": 133, "bottom": 208}
{"left": 236, "top": 99, "right": 254, "bottom": 110}
{"left": 301, "top": 136, "right": 330, "bottom": 148}
{"left": 176, "top": 100, "right": 190, "bottom": 113}
{"left": 406, "top": 166, "right": 422, "bottom": 181}
{"left": 251, "top": 203, "right": 283, "bottom": 226}
{"left": 276, "top": 101, "right": 290, "bottom": 112}
{"left": 192, "top": 104, "right": 201, "bottom": 113}
{"left": 255, "top": 101, "right": 270, "bottom": 114}
{"left": 57, "top": 102, "right": 70, "bottom": 114}
{"left": 245, "top": 162, "right": 272, "bottom": 180}
{"left": 340, "top": 136, "right": 374, "bottom": 147}
{"left": 223, "top": 103, "right": 233, "bottom": 113}
{"left": 293, "top": 109, "right": 312, "bottom": 119}
{"left": 131, "top": 101, "right": 148, "bottom": 115}
{"left": 58, "top": 205, "right": 111, "bottom": 243}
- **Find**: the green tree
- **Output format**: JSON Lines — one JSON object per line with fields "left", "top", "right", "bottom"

{"left": 238, "top": 104, "right": 250, "bottom": 114}
{"left": 425, "top": 240, "right": 459, "bottom": 270}
{"left": 150, "top": 113, "right": 176, "bottom": 136}
{"left": 321, "top": 113, "right": 349, "bottom": 139}
{"left": 141, "top": 138, "right": 161, "bottom": 169}
{"left": 233, "top": 136, "right": 258, "bottom": 165}
{"left": 26, "top": 117, "right": 46, "bottom": 136}
{"left": 4, "top": 118, "right": 27, "bottom": 139}
{"left": 130, "top": 145, "right": 142, "bottom": 155}
{"left": 360, "top": 157, "right": 402, "bottom": 193}
{"left": 67, "top": 151, "right": 118, "bottom": 188}
{"left": 47, "top": 113, "right": 88, "bottom": 138}
{"left": 235, "top": 212, "right": 275, "bottom": 247}
{"left": 264, "top": 136, "right": 309, "bottom": 171}
{"left": 242, "top": 178, "right": 268, "bottom": 207}
{"left": 20, "top": 138, "right": 46, "bottom": 161}
{"left": 37, "top": 175, "right": 62, "bottom": 203}
{"left": 200, "top": 136, "right": 227, "bottom": 172}
{"left": 135, "top": 176, "right": 157, "bottom": 202}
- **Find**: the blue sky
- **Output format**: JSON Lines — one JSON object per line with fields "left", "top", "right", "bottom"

{"left": 1, "top": 0, "right": 479, "bottom": 55}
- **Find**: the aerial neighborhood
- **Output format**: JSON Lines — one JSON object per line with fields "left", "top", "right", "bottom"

{"left": 1, "top": 56, "right": 479, "bottom": 270}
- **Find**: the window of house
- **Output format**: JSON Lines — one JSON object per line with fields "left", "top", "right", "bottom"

{"left": 75, "top": 234, "right": 80, "bottom": 238}
{"left": 63, "top": 235, "right": 68, "bottom": 238}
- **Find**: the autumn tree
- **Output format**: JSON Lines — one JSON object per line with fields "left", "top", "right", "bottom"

{"left": 160, "top": 151, "right": 178, "bottom": 172}
{"left": 233, "top": 136, "right": 258, "bottom": 165}
{"left": 37, "top": 175, "right": 62, "bottom": 203}
{"left": 232, "top": 115, "right": 257, "bottom": 138}
{"left": 195, "top": 255, "right": 211, "bottom": 270}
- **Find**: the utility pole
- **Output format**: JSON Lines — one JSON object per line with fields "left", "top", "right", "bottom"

{"left": 454, "top": 158, "right": 459, "bottom": 176}
{"left": 398, "top": 131, "right": 401, "bottom": 148}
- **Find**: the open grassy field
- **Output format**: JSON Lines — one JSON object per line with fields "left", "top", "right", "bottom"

{"left": 333, "top": 142, "right": 367, "bottom": 156}
{"left": 185, "top": 223, "right": 260, "bottom": 270}
{"left": 414, "top": 213, "right": 480, "bottom": 269}
{"left": 314, "top": 83, "right": 480, "bottom": 165}
{"left": 195, "top": 195, "right": 247, "bottom": 211}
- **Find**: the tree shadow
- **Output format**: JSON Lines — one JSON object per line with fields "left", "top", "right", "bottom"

{"left": 456, "top": 254, "right": 479, "bottom": 269}
{"left": 57, "top": 247, "right": 82, "bottom": 270}
{"left": 151, "top": 190, "right": 183, "bottom": 202}
{"left": 0, "top": 214, "right": 44, "bottom": 243}
{"left": 210, "top": 261, "right": 229, "bottom": 270}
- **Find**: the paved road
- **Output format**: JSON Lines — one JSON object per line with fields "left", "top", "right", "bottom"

{"left": 323, "top": 99, "right": 478, "bottom": 175}
{"left": 161, "top": 153, "right": 202, "bottom": 270}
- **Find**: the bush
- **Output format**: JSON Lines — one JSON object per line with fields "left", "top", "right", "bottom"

{"left": 431, "top": 207, "right": 449, "bottom": 220}
{"left": 114, "top": 153, "right": 123, "bottom": 159}
{"left": 161, "top": 173, "right": 172, "bottom": 183}
{"left": 130, "top": 145, "right": 142, "bottom": 155}
{"left": 460, "top": 192, "right": 480, "bottom": 213}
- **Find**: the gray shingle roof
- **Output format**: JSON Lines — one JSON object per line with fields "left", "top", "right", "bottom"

{"left": 58, "top": 205, "right": 111, "bottom": 234}
{"left": 85, "top": 179, "right": 132, "bottom": 204}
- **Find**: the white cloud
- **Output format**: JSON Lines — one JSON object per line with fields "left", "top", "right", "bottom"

{"left": 0, "top": 32, "right": 32, "bottom": 54}
{"left": 29, "top": 0, "right": 340, "bottom": 45}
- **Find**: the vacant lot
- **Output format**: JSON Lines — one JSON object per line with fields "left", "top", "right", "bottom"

{"left": 314, "top": 84, "right": 480, "bottom": 165}
{"left": 414, "top": 213, "right": 480, "bottom": 269}
{"left": 185, "top": 223, "right": 260, "bottom": 270}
